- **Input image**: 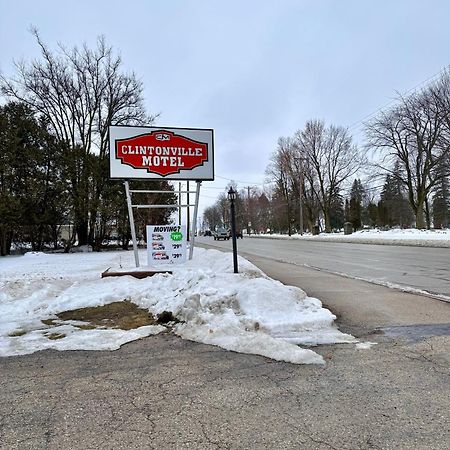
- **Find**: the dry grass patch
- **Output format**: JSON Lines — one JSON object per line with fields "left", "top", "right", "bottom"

{"left": 41, "top": 319, "right": 57, "bottom": 326}
{"left": 46, "top": 332, "right": 66, "bottom": 340}
{"left": 73, "top": 323, "right": 97, "bottom": 330}
{"left": 8, "top": 329, "right": 27, "bottom": 337}
{"left": 56, "top": 300, "right": 158, "bottom": 330}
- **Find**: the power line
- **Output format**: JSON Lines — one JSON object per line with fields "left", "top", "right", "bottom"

{"left": 202, "top": 184, "right": 275, "bottom": 191}
{"left": 347, "top": 66, "right": 449, "bottom": 133}
{"left": 201, "top": 185, "right": 230, "bottom": 190}
{"left": 199, "top": 194, "right": 220, "bottom": 200}
{"left": 216, "top": 174, "right": 275, "bottom": 186}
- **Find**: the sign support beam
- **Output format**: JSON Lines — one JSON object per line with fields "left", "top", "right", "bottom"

{"left": 189, "top": 181, "right": 201, "bottom": 260}
{"left": 124, "top": 181, "right": 140, "bottom": 268}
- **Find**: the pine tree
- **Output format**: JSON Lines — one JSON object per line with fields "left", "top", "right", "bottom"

{"left": 344, "top": 199, "right": 350, "bottom": 222}
{"left": 329, "top": 192, "right": 345, "bottom": 231}
{"left": 432, "top": 164, "right": 450, "bottom": 228}
{"left": 0, "top": 102, "right": 67, "bottom": 254}
{"left": 379, "top": 162, "right": 414, "bottom": 228}
{"left": 377, "top": 200, "right": 389, "bottom": 227}
{"left": 367, "top": 202, "right": 378, "bottom": 227}
{"left": 349, "top": 179, "right": 364, "bottom": 230}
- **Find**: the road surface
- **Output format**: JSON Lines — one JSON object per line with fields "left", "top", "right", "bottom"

{"left": 197, "top": 236, "right": 450, "bottom": 298}
{"left": 2, "top": 245, "right": 450, "bottom": 449}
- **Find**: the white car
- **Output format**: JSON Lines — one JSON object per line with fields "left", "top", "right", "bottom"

{"left": 214, "top": 228, "right": 230, "bottom": 240}
{"left": 152, "top": 252, "right": 169, "bottom": 260}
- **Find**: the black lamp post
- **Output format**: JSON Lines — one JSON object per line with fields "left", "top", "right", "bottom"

{"left": 228, "top": 187, "right": 239, "bottom": 274}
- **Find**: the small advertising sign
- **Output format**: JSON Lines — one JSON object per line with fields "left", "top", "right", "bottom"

{"left": 109, "top": 126, "right": 214, "bottom": 180}
{"left": 146, "top": 225, "right": 187, "bottom": 265}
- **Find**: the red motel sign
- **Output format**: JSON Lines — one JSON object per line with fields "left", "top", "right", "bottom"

{"left": 115, "top": 130, "right": 209, "bottom": 177}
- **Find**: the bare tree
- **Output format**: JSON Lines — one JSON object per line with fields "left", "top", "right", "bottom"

{"left": 365, "top": 78, "right": 450, "bottom": 229}
{"left": 295, "top": 120, "right": 362, "bottom": 232}
{"left": 203, "top": 205, "right": 221, "bottom": 231}
{"left": 266, "top": 137, "right": 297, "bottom": 235}
{"left": 1, "top": 29, "right": 156, "bottom": 244}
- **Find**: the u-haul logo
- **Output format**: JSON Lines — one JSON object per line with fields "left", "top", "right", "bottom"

{"left": 115, "top": 130, "right": 208, "bottom": 176}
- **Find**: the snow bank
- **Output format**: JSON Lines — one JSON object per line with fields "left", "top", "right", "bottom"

{"left": 0, "top": 248, "right": 354, "bottom": 364}
{"left": 250, "top": 228, "right": 450, "bottom": 247}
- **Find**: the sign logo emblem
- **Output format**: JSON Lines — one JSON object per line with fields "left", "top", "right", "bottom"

{"left": 115, "top": 130, "right": 209, "bottom": 177}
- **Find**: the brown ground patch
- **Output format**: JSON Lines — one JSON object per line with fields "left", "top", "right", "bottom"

{"left": 46, "top": 332, "right": 66, "bottom": 340}
{"left": 41, "top": 319, "right": 57, "bottom": 326}
{"left": 8, "top": 330, "right": 27, "bottom": 337}
{"left": 56, "top": 300, "right": 158, "bottom": 330}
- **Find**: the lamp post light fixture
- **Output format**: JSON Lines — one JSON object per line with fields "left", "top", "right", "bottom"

{"left": 227, "top": 187, "right": 239, "bottom": 274}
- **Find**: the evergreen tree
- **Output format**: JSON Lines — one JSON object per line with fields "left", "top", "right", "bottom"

{"left": 432, "top": 164, "right": 450, "bottom": 228}
{"left": 329, "top": 193, "right": 345, "bottom": 231}
{"left": 349, "top": 179, "right": 364, "bottom": 230}
{"left": 379, "top": 162, "right": 414, "bottom": 228}
{"left": 0, "top": 102, "right": 67, "bottom": 255}
{"left": 377, "top": 200, "right": 389, "bottom": 227}
{"left": 367, "top": 202, "right": 378, "bottom": 227}
{"left": 344, "top": 199, "right": 350, "bottom": 222}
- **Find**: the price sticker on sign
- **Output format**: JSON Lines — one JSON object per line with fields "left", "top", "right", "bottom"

{"left": 146, "top": 225, "right": 187, "bottom": 265}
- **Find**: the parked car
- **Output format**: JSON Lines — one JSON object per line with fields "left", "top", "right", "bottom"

{"left": 227, "top": 228, "right": 243, "bottom": 239}
{"left": 214, "top": 228, "right": 230, "bottom": 240}
{"left": 204, "top": 230, "right": 212, "bottom": 237}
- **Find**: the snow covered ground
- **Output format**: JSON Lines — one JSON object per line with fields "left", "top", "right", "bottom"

{"left": 250, "top": 228, "right": 450, "bottom": 247}
{"left": 0, "top": 248, "right": 356, "bottom": 364}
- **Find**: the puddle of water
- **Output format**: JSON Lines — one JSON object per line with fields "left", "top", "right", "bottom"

{"left": 379, "top": 323, "right": 450, "bottom": 342}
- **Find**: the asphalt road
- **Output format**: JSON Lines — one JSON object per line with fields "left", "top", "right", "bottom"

{"left": 2, "top": 331, "right": 450, "bottom": 450}
{"left": 197, "top": 236, "right": 450, "bottom": 298}
{"left": 2, "top": 247, "right": 450, "bottom": 449}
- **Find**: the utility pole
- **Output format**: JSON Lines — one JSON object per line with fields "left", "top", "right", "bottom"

{"left": 247, "top": 185, "right": 251, "bottom": 235}
{"left": 299, "top": 158, "right": 304, "bottom": 236}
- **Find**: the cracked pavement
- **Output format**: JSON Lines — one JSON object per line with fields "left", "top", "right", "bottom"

{"left": 1, "top": 332, "right": 449, "bottom": 449}
{"left": 1, "top": 256, "right": 450, "bottom": 449}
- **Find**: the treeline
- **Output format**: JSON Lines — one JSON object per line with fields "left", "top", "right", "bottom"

{"left": 204, "top": 72, "right": 450, "bottom": 234}
{"left": 0, "top": 32, "right": 175, "bottom": 256}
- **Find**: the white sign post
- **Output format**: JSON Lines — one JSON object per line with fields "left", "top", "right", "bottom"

{"left": 146, "top": 225, "right": 187, "bottom": 266}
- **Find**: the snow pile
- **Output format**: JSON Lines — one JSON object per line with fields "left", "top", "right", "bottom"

{"left": 0, "top": 249, "right": 354, "bottom": 364}
{"left": 251, "top": 228, "right": 450, "bottom": 247}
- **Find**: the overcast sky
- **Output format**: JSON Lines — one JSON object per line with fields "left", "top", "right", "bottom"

{"left": 1, "top": 0, "right": 450, "bottom": 216}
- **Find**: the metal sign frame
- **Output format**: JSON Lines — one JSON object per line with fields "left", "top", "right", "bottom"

{"left": 110, "top": 125, "right": 212, "bottom": 267}
{"left": 124, "top": 180, "right": 201, "bottom": 268}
